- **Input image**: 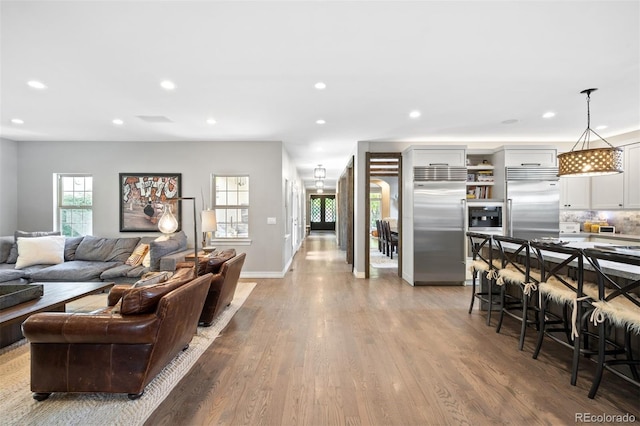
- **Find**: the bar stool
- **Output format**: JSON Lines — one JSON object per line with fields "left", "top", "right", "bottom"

{"left": 493, "top": 235, "right": 541, "bottom": 351}
{"left": 584, "top": 248, "right": 640, "bottom": 399}
{"left": 467, "top": 232, "right": 501, "bottom": 326}
{"left": 530, "top": 242, "right": 601, "bottom": 386}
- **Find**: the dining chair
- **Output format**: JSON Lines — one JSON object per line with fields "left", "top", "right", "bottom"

{"left": 493, "top": 235, "right": 541, "bottom": 350}
{"left": 382, "top": 220, "right": 398, "bottom": 259}
{"left": 530, "top": 242, "right": 603, "bottom": 386}
{"left": 466, "top": 232, "right": 501, "bottom": 326}
{"left": 583, "top": 248, "right": 640, "bottom": 399}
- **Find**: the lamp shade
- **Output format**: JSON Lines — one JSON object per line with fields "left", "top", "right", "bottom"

{"left": 158, "top": 204, "right": 179, "bottom": 234}
{"left": 315, "top": 179, "right": 324, "bottom": 188}
{"left": 201, "top": 210, "right": 217, "bottom": 232}
{"left": 558, "top": 147, "right": 623, "bottom": 177}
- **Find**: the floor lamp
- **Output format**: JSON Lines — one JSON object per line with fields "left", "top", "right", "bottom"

{"left": 157, "top": 196, "right": 199, "bottom": 276}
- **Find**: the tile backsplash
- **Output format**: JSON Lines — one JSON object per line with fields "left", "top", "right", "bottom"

{"left": 560, "top": 210, "right": 640, "bottom": 235}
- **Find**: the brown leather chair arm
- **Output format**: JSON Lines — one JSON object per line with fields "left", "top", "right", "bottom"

{"left": 22, "top": 312, "right": 160, "bottom": 345}
{"left": 107, "top": 284, "right": 132, "bottom": 306}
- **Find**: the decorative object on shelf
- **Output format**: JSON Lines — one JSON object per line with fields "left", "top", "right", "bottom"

{"left": 201, "top": 209, "right": 217, "bottom": 252}
{"left": 557, "top": 88, "right": 623, "bottom": 177}
{"left": 314, "top": 164, "right": 326, "bottom": 179}
{"left": 157, "top": 197, "right": 200, "bottom": 276}
{"left": 119, "top": 173, "right": 182, "bottom": 232}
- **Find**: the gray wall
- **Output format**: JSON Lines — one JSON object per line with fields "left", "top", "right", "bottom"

{"left": 13, "top": 139, "right": 300, "bottom": 277}
{"left": 0, "top": 138, "right": 18, "bottom": 235}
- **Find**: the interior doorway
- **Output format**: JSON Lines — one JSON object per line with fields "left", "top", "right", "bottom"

{"left": 364, "top": 152, "right": 402, "bottom": 279}
{"left": 310, "top": 195, "right": 336, "bottom": 231}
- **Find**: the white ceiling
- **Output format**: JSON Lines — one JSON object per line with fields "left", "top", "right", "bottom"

{"left": 1, "top": 1, "right": 639, "bottom": 190}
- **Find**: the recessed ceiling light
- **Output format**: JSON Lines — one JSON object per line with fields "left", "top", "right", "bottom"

{"left": 316, "top": 119, "right": 326, "bottom": 125}
{"left": 206, "top": 118, "right": 217, "bottom": 125}
{"left": 542, "top": 111, "right": 555, "bottom": 119}
{"left": 112, "top": 118, "right": 124, "bottom": 126}
{"left": 11, "top": 118, "right": 24, "bottom": 125}
{"left": 27, "top": 80, "right": 47, "bottom": 89}
{"left": 409, "top": 110, "right": 421, "bottom": 119}
{"left": 160, "top": 80, "right": 176, "bottom": 91}
{"left": 595, "top": 125, "right": 608, "bottom": 130}
{"left": 314, "top": 82, "right": 326, "bottom": 90}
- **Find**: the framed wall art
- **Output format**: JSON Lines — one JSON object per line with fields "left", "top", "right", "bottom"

{"left": 119, "top": 173, "right": 182, "bottom": 232}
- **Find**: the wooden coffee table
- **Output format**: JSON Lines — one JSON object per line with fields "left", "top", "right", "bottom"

{"left": 0, "top": 281, "right": 113, "bottom": 348}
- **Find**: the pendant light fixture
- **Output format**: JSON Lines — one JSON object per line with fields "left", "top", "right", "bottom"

{"left": 557, "top": 88, "right": 623, "bottom": 177}
{"left": 313, "top": 164, "right": 326, "bottom": 180}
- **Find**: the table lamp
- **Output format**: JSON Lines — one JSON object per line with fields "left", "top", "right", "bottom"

{"left": 201, "top": 210, "right": 217, "bottom": 253}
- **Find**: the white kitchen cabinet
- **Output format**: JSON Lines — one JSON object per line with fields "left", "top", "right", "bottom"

{"left": 503, "top": 149, "right": 557, "bottom": 167}
{"left": 559, "top": 176, "right": 591, "bottom": 209}
{"left": 591, "top": 173, "right": 624, "bottom": 209}
{"left": 412, "top": 149, "right": 466, "bottom": 167}
{"left": 623, "top": 142, "right": 640, "bottom": 208}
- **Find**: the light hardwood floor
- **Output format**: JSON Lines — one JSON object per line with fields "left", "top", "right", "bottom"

{"left": 147, "top": 232, "right": 639, "bottom": 425}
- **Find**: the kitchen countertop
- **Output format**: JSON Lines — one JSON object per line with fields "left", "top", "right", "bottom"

{"left": 559, "top": 232, "right": 640, "bottom": 243}
{"left": 500, "top": 241, "right": 639, "bottom": 281}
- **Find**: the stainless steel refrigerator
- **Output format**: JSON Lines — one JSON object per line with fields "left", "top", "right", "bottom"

{"left": 413, "top": 166, "right": 467, "bottom": 285}
{"left": 505, "top": 167, "right": 560, "bottom": 240}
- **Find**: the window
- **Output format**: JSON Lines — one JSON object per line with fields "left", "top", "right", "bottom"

{"left": 57, "top": 174, "right": 93, "bottom": 236}
{"left": 213, "top": 175, "right": 249, "bottom": 238}
{"left": 370, "top": 192, "right": 382, "bottom": 230}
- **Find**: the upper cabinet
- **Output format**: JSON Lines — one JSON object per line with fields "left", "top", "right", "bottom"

{"left": 623, "top": 142, "right": 640, "bottom": 209}
{"left": 560, "top": 176, "right": 591, "bottom": 209}
{"left": 412, "top": 148, "right": 466, "bottom": 167}
{"left": 591, "top": 173, "right": 624, "bottom": 209}
{"left": 560, "top": 142, "right": 639, "bottom": 211}
{"left": 502, "top": 148, "right": 557, "bottom": 167}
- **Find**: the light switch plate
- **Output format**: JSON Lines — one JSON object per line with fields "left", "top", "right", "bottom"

{"left": 267, "top": 217, "right": 277, "bottom": 224}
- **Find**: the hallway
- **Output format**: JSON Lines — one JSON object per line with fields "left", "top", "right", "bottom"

{"left": 148, "top": 232, "right": 639, "bottom": 425}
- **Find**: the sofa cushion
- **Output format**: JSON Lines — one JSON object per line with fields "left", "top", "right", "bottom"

{"left": 0, "top": 236, "right": 14, "bottom": 263}
{"left": 120, "top": 266, "right": 195, "bottom": 315}
{"left": 6, "top": 230, "right": 61, "bottom": 264}
{"left": 0, "top": 267, "right": 27, "bottom": 283}
{"left": 75, "top": 236, "right": 141, "bottom": 262}
{"left": 149, "top": 231, "right": 187, "bottom": 271}
{"left": 28, "top": 260, "right": 121, "bottom": 282}
{"left": 15, "top": 235, "right": 66, "bottom": 269}
{"left": 64, "top": 236, "right": 85, "bottom": 261}
{"left": 99, "top": 264, "right": 148, "bottom": 280}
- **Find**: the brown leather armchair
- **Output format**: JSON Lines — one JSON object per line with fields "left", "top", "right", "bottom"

{"left": 22, "top": 271, "right": 213, "bottom": 400}
{"left": 199, "top": 252, "right": 246, "bottom": 326}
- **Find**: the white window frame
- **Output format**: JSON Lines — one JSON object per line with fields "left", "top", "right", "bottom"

{"left": 210, "top": 174, "right": 251, "bottom": 244}
{"left": 55, "top": 173, "right": 93, "bottom": 236}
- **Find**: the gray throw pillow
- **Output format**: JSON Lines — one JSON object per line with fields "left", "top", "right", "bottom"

{"left": 6, "top": 230, "right": 61, "bottom": 264}
{"left": 64, "top": 236, "right": 85, "bottom": 261}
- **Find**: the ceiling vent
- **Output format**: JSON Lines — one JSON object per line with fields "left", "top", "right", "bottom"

{"left": 136, "top": 115, "right": 173, "bottom": 123}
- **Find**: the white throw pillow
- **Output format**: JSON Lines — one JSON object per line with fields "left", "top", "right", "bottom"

{"left": 15, "top": 235, "right": 66, "bottom": 269}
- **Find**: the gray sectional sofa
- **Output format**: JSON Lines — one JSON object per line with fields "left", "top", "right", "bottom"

{"left": 0, "top": 230, "right": 191, "bottom": 285}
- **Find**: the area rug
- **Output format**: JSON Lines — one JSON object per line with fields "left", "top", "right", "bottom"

{"left": 370, "top": 250, "right": 398, "bottom": 269}
{"left": 0, "top": 281, "right": 256, "bottom": 426}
